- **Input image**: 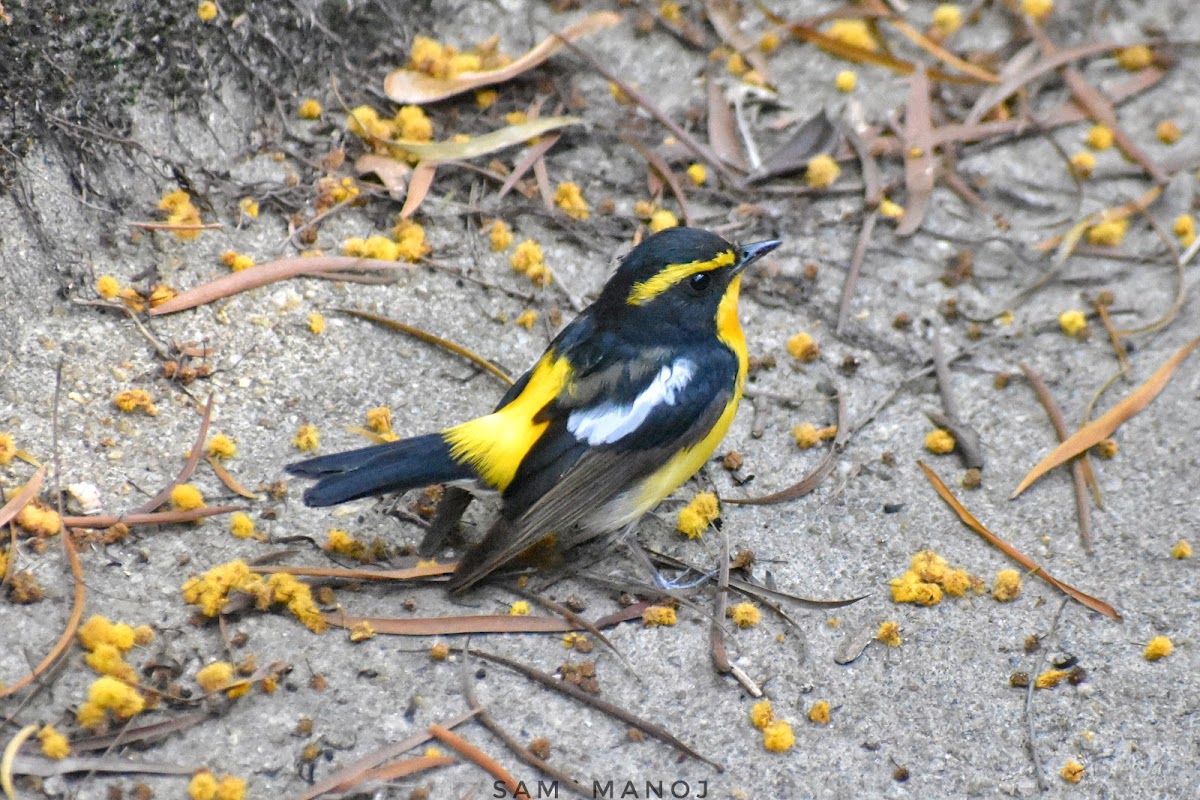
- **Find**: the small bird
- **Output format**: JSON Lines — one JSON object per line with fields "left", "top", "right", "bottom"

{"left": 288, "top": 227, "right": 780, "bottom": 592}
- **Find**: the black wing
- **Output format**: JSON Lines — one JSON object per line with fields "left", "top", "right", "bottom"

{"left": 448, "top": 341, "right": 738, "bottom": 592}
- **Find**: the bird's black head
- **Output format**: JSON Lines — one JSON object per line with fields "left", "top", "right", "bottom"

{"left": 593, "top": 227, "right": 780, "bottom": 342}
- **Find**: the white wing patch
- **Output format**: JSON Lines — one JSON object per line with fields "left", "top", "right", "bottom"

{"left": 567, "top": 359, "right": 695, "bottom": 446}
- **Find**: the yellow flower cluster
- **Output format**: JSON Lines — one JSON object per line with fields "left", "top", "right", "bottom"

{"left": 38, "top": 725, "right": 70, "bottom": 760}
{"left": 727, "top": 602, "right": 761, "bottom": 628}
{"left": 392, "top": 219, "right": 431, "bottom": 261}
{"left": 786, "top": 331, "right": 820, "bottom": 362}
{"left": 297, "top": 98, "right": 322, "bottom": 119}
{"left": 407, "top": 33, "right": 511, "bottom": 80}
{"left": 891, "top": 550, "right": 982, "bottom": 606}
{"left": 510, "top": 239, "right": 552, "bottom": 286}
{"left": 554, "top": 182, "right": 590, "bottom": 221}
{"left": 181, "top": 559, "right": 328, "bottom": 633}
{"left": 823, "top": 19, "right": 878, "bottom": 53}
{"left": 924, "top": 429, "right": 956, "bottom": 454}
{"left": 1086, "top": 217, "right": 1128, "bottom": 246}
{"left": 171, "top": 483, "right": 206, "bottom": 512}
{"left": 806, "top": 154, "right": 840, "bottom": 189}
{"left": 188, "top": 770, "right": 246, "bottom": 800}
{"left": 221, "top": 251, "right": 255, "bottom": 272}
{"left": 96, "top": 274, "right": 121, "bottom": 299}
{"left": 676, "top": 491, "right": 719, "bottom": 539}
{"left": 876, "top": 620, "right": 902, "bottom": 647}
{"left": 488, "top": 219, "right": 514, "bottom": 251}
{"left": 293, "top": 424, "right": 320, "bottom": 451}
{"left": 749, "top": 700, "right": 795, "bottom": 752}
{"left": 207, "top": 434, "right": 237, "bottom": 460}
{"left": 158, "top": 188, "right": 204, "bottom": 240}
{"left": 15, "top": 497, "right": 62, "bottom": 537}
{"left": 641, "top": 605, "right": 677, "bottom": 626}
{"left": 196, "top": 661, "right": 250, "bottom": 699}
{"left": 325, "top": 529, "right": 368, "bottom": 560}
{"left": 229, "top": 512, "right": 262, "bottom": 540}
{"left": 77, "top": 676, "right": 145, "bottom": 728}
{"left": 1059, "top": 309, "right": 1088, "bottom": 337}
{"left": 992, "top": 569, "right": 1022, "bottom": 601}
{"left": 113, "top": 388, "right": 157, "bottom": 415}
{"left": 792, "top": 421, "right": 837, "bottom": 449}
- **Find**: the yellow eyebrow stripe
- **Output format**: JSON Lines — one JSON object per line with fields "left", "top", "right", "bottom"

{"left": 626, "top": 249, "right": 736, "bottom": 306}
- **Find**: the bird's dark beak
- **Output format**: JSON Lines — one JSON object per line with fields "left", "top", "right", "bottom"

{"left": 736, "top": 239, "right": 781, "bottom": 272}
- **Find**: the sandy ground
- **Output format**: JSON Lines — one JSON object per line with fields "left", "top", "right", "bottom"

{"left": 2, "top": 1, "right": 1199, "bottom": 798}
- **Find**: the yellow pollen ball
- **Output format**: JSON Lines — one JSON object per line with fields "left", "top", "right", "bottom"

{"left": 171, "top": 484, "right": 205, "bottom": 512}
{"left": 763, "top": 720, "right": 796, "bottom": 751}
{"left": 649, "top": 209, "right": 678, "bottom": 232}
{"left": 834, "top": 70, "right": 857, "bottom": 92}
{"left": 1156, "top": 120, "right": 1182, "bottom": 144}
{"left": 1116, "top": 45, "right": 1153, "bottom": 71}
{"left": 931, "top": 5, "right": 963, "bottom": 36}
{"left": 509, "top": 601, "right": 530, "bottom": 616}
{"left": 686, "top": 163, "right": 707, "bottom": 186}
{"left": 1021, "top": 0, "right": 1053, "bottom": 20}
{"left": 749, "top": 700, "right": 774, "bottom": 729}
{"left": 1087, "top": 124, "right": 1114, "bottom": 150}
{"left": 1061, "top": 760, "right": 1085, "bottom": 784}
{"left": 992, "top": 570, "right": 1022, "bottom": 602}
{"left": 642, "top": 605, "right": 677, "bottom": 626}
{"left": 1172, "top": 539, "right": 1192, "bottom": 559}
{"left": 876, "top": 621, "right": 902, "bottom": 647}
{"left": 197, "top": 1, "right": 217, "bottom": 22}
{"left": 807, "top": 700, "right": 830, "bottom": 725}
{"left": 727, "top": 602, "right": 761, "bottom": 628}
{"left": 786, "top": 331, "right": 819, "bottom": 361}
{"left": 97, "top": 274, "right": 120, "bottom": 298}
{"left": 293, "top": 424, "right": 320, "bottom": 451}
{"left": 805, "top": 154, "right": 840, "bottom": 188}
{"left": 1086, "top": 218, "right": 1128, "bottom": 246}
{"left": 924, "top": 429, "right": 956, "bottom": 454}
{"left": 297, "top": 98, "right": 322, "bottom": 119}
{"left": 1059, "top": 310, "right": 1088, "bottom": 337}
{"left": 1070, "top": 151, "right": 1096, "bottom": 179}
{"left": 1144, "top": 635, "right": 1173, "bottom": 661}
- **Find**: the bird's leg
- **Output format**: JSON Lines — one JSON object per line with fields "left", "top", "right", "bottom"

{"left": 622, "top": 520, "right": 719, "bottom": 590}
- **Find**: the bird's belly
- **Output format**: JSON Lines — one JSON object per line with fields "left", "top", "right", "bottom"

{"left": 581, "top": 392, "right": 741, "bottom": 534}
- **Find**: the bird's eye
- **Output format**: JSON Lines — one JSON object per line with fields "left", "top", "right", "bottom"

{"left": 687, "top": 272, "right": 713, "bottom": 293}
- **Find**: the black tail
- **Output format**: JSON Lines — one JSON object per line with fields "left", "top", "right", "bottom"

{"left": 286, "top": 433, "right": 474, "bottom": 507}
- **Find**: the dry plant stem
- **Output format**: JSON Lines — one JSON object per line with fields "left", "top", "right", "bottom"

{"left": 1019, "top": 365, "right": 1094, "bottom": 552}
{"left": 727, "top": 392, "right": 848, "bottom": 506}
{"left": 920, "top": 462, "right": 1119, "bottom": 619}
{"left": 427, "top": 723, "right": 526, "bottom": 797}
{"left": 458, "top": 650, "right": 592, "bottom": 798}
{"left": 135, "top": 394, "right": 214, "bottom": 514}
{"left": 0, "top": 534, "right": 85, "bottom": 699}
{"left": 294, "top": 709, "right": 479, "bottom": 800}
{"left": 335, "top": 308, "right": 514, "bottom": 387}
{"left": 62, "top": 506, "right": 243, "bottom": 529}
{"left": 279, "top": 195, "right": 356, "bottom": 254}
{"left": 709, "top": 530, "right": 763, "bottom": 696}
{"left": 837, "top": 209, "right": 877, "bottom": 335}
{"left": 0, "top": 466, "right": 45, "bottom": 529}
{"left": 464, "top": 648, "right": 722, "bottom": 772}
{"left": 511, "top": 586, "right": 634, "bottom": 675}
{"left": 10, "top": 755, "right": 200, "bottom": 779}
{"left": 71, "top": 714, "right": 210, "bottom": 753}
{"left": 498, "top": 133, "right": 561, "bottom": 199}
{"left": 929, "top": 329, "right": 985, "bottom": 469}
{"left": 562, "top": 39, "right": 740, "bottom": 186}
{"left": 620, "top": 134, "right": 693, "bottom": 227}
{"left": 1025, "top": 599, "right": 1070, "bottom": 791}
{"left": 1116, "top": 255, "right": 1186, "bottom": 336}
{"left": 128, "top": 221, "right": 224, "bottom": 232}
{"left": 897, "top": 68, "right": 935, "bottom": 236}
{"left": 71, "top": 300, "right": 171, "bottom": 358}
{"left": 706, "top": 76, "right": 748, "bottom": 171}
{"left": 1094, "top": 301, "right": 1129, "bottom": 373}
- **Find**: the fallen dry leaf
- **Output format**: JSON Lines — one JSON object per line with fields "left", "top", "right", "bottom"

{"left": 149, "top": 257, "right": 420, "bottom": 316}
{"left": 920, "top": 462, "right": 1120, "bottom": 620}
{"left": 1012, "top": 335, "right": 1200, "bottom": 498}
{"left": 384, "top": 12, "right": 620, "bottom": 104}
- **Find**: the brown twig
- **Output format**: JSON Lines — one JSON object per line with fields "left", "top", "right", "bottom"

{"left": 927, "top": 328, "right": 985, "bottom": 469}
{"left": 1018, "top": 364, "right": 1094, "bottom": 553}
